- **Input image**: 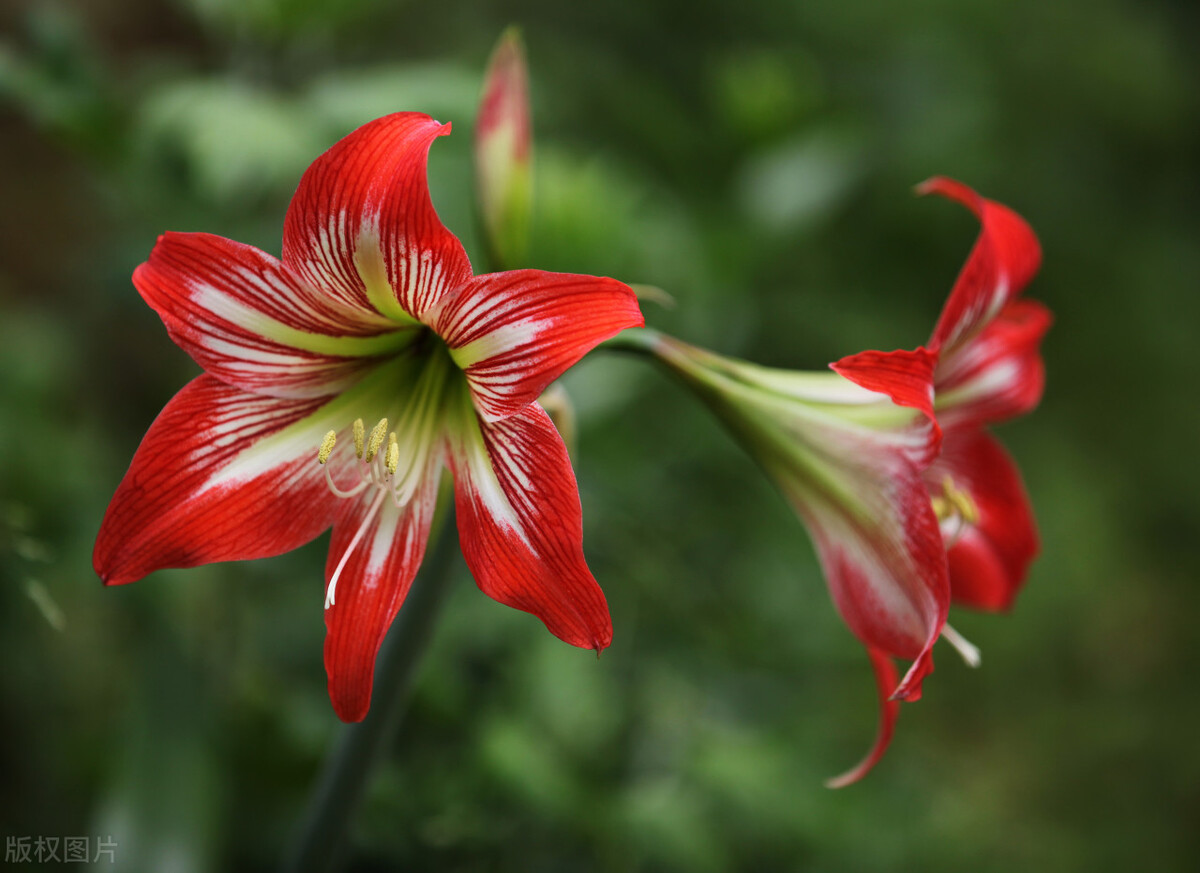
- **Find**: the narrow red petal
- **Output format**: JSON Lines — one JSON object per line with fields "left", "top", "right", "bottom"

{"left": 134, "top": 232, "right": 404, "bottom": 398}
{"left": 830, "top": 346, "right": 941, "bottom": 465}
{"left": 450, "top": 403, "right": 612, "bottom": 649}
{"left": 929, "top": 429, "right": 1039, "bottom": 611}
{"left": 826, "top": 648, "right": 901, "bottom": 788}
{"left": 282, "top": 112, "right": 472, "bottom": 322}
{"left": 934, "top": 298, "right": 1052, "bottom": 430}
{"left": 323, "top": 472, "right": 440, "bottom": 722}
{"left": 436, "top": 269, "right": 644, "bottom": 421}
{"left": 917, "top": 177, "right": 1042, "bottom": 356}
{"left": 94, "top": 376, "right": 337, "bottom": 585}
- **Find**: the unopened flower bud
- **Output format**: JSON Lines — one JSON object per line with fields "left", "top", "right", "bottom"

{"left": 475, "top": 27, "right": 532, "bottom": 270}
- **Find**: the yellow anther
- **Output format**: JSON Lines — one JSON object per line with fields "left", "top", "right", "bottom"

{"left": 365, "top": 417, "right": 389, "bottom": 462}
{"left": 353, "top": 418, "right": 365, "bottom": 459}
{"left": 935, "top": 475, "right": 980, "bottom": 525}
{"left": 930, "top": 495, "right": 950, "bottom": 519}
{"left": 317, "top": 430, "right": 337, "bottom": 464}
{"left": 385, "top": 432, "right": 399, "bottom": 475}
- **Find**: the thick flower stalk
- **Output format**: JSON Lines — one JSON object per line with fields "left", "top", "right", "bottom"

{"left": 94, "top": 112, "right": 644, "bottom": 722}
{"left": 644, "top": 178, "right": 1049, "bottom": 785}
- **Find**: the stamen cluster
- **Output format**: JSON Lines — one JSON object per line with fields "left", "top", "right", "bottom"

{"left": 317, "top": 417, "right": 409, "bottom": 608}
{"left": 318, "top": 418, "right": 402, "bottom": 500}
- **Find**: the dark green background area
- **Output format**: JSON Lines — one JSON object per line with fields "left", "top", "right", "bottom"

{"left": 2, "top": 0, "right": 1197, "bottom": 870}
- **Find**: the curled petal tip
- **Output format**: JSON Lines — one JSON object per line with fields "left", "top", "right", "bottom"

{"left": 914, "top": 176, "right": 985, "bottom": 215}
{"left": 826, "top": 649, "right": 901, "bottom": 788}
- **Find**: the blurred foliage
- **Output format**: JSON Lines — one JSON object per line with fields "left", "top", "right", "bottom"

{"left": 2, "top": 0, "right": 1199, "bottom": 870}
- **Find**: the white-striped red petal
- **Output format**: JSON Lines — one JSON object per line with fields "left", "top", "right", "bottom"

{"left": 435, "top": 269, "right": 644, "bottom": 421}
{"left": 282, "top": 113, "right": 473, "bottom": 323}
{"left": 934, "top": 298, "right": 1052, "bottom": 430}
{"left": 322, "top": 467, "right": 441, "bottom": 722}
{"left": 134, "top": 232, "right": 409, "bottom": 398}
{"left": 450, "top": 403, "right": 612, "bottom": 650}
{"left": 94, "top": 375, "right": 339, "bottom": 585}
{"left": 795, "top": 434, "right": 949, "bottom": 703}
{"left": 919, "top": 177, "right": 1042, "bottom": 357}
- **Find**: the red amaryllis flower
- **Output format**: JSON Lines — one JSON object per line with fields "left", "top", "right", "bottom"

{"left": 831, "top": 177, "right": 1050, "bottom": 781}
{"left": 94, "top": 112, "right": 644, "bottom": 721}
{"left": 645, "top": 178, "right": 1047, "bottom": 785}
{"left": 835, "top": 177, "right": 1050, "bottom": 614}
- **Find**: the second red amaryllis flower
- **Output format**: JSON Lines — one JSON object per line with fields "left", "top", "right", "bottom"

{"left": 827, "top": 177, "right": 1050, "bottom": 783}
{"left": 94, "top": 112, "right": 644, "bottom": 721}
{"left": 835, "top": 177, "right": 1051, "bottom": 615}
{"left": 645, "top": 178, "right": 1048, "bottom": 785}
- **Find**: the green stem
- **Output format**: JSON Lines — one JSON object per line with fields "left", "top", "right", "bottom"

{"left": 283, "top": 508, "right": 462, "bottom": 873}
{"left": 599, "top": 326, "right": 664, "bottom": 356}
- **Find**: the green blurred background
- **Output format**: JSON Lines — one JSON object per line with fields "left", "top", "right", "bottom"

{"left": 2, "top": 0, "right": 1197, "bottom": 870}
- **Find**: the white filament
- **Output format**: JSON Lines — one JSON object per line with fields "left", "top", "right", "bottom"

{"left": 325, "top": 488, "right": 387, "bottom": 609}
{"left": 942, "top": 623, "right": 982, "bottom": 668}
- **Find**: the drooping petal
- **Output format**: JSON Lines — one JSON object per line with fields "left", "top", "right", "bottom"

{"left": 282, "top": 112, "right": 473, "bottom": 323}
{"left": 934, "top": 298, "right": 1052, "bottom": 430}
{"left": 94, "top": 375, "right": 337, "bottom": 585}
{"left": 322, "top": 467, "right": 441, "bottom": 722}
{"left": 825, "top": 648, "right": 901, "bottom": 788}
{"left": 134, "top": 232, "right": 412, "bottom": 398}
{"left": 449, "top": 402, "right": 612, "bottom": 650}
{"left": 798, "top": 446, "right": 949, "bottom": 702}
{"left": 830, "top": 346, "right": 941, "bottom": 466}
{"left": 918, "top": 177, "right": 1042, "bottom": 357}
{"left": 928, "top": 429, "right": 1039, "bottom": 611}
{"left": 436, "top": 269, "right": 643, "bottom": 421}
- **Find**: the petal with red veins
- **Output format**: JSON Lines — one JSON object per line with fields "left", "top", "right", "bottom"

{"left": 799, "top": 449, "right": 949, "bottom": 702}
{"left": 934, "top": 298, "right": 1052, "bottom": 429}
{"left": 134, "top": 232, "right": 412, "bottom": 399}
{"left": 323, "top": 467, "right": 441, "bottom": 722}
{"left": 436, "top": 269, "right": 643, "bottom": 421}
{"left": 282, "top": 112, "right": 473, "bottom": 323}
{"left": 826, "top": 648, "right": 901, "bottom": 788}
{"left": 831, "top": 346, "right": 941, "bottom": 465}
{"left": 928, "top": 429, "right": 1039, "bottom": 611}
{"left": 94, "top": 376, "right": 336, "bottom": 585}
{"left": 95, "top": 358, "right": 412, "bottom": 585}
{"left": 918, "top": 177, "right": 1042, "bottom": 356}
{"left": 449, "top": 402, "right": 612, "bottom": 650}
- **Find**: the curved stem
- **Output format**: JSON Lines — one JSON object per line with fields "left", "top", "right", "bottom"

{"left": 283, "top": 507, "right": 462, "bottom": 873}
